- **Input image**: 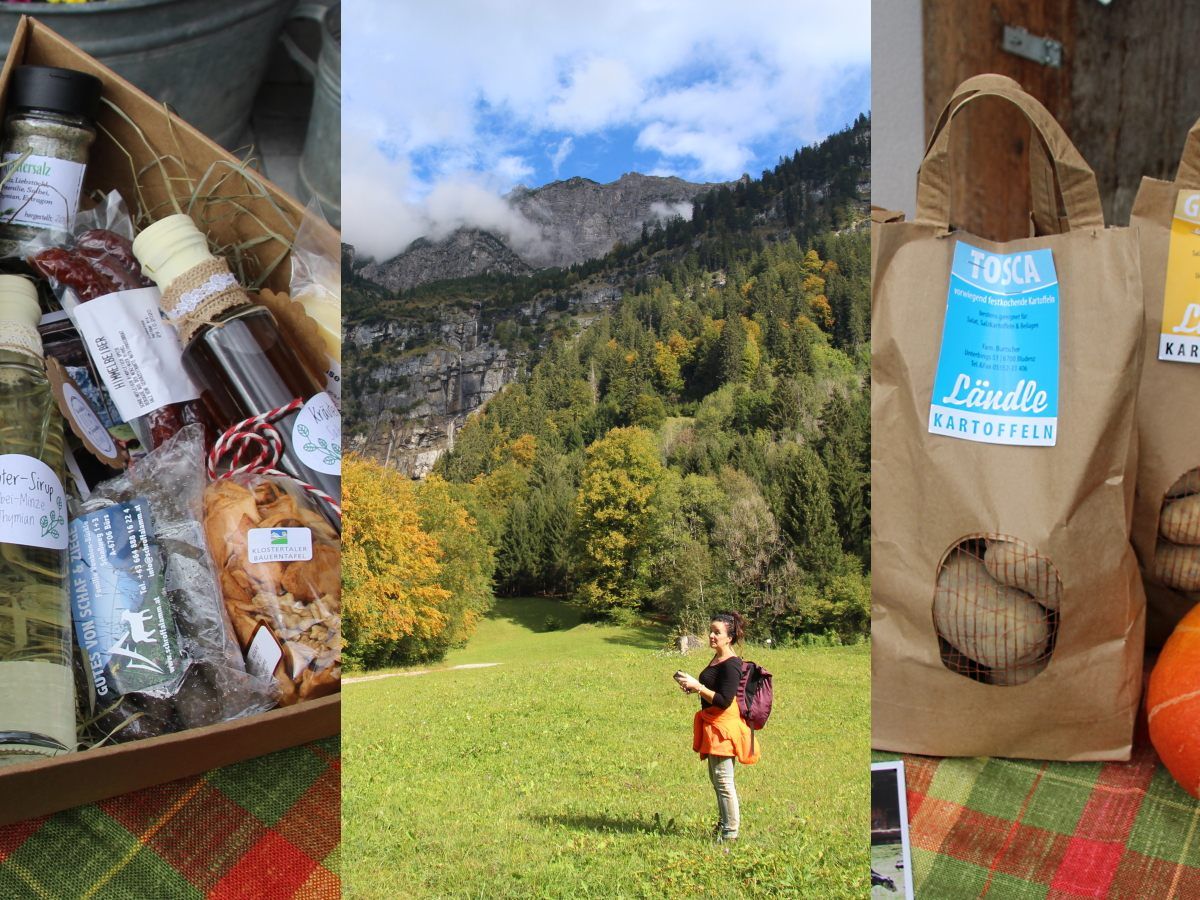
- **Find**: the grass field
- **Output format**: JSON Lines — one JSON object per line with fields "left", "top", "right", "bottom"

{"left": 343, "top": 598, "right": 869, "bottom": 898}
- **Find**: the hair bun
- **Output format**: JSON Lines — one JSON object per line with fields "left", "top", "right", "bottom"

{"left": 730, "top": 610, "right": 746, "bottom": 643}
{"left": 714, "top": 611, "right": 747, "bottom": 644}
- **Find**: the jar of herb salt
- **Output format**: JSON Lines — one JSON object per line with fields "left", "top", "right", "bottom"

{"left": 0, "top": 66, "right": 101, "bottom": 258}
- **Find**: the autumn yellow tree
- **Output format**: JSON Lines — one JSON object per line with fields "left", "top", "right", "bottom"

{"left": 342, "top": 454, "right": 450, "bottom": 666}
{"left": 572, "top": 426, "right": 668, "bottom": 615}
{"left": 415, "top": 474, "right": 495, "bottom": 651}
{"left": 801, "top": 248, "right": 834, "bottom": 329}
{"left": 653, "top": 337, "right": 685, "bottom": 397}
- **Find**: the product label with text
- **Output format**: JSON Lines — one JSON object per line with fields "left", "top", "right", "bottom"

{"left": 246, "top": 625, "right": 283, "bottom": 678}
{"left": 0, "top": 454, "right": 68, "bottom": 549}
{"left": 0, "top": 152, "right": 85, "bottom": 230}
{"left": 72, "top": 287, "right": 200, "bottom": 421}
{"left": 325, "top": 358, "right": 341, "bottom": 405}
{"left": 247, "top": 526, "right": 313, "bottom": 563}
{"left": 1159, "top": 190, "right": 1200, "bottom": 363}
{"left": 62, "top": 381, "right": 119, "bottom": 459}
{"left": 68, "top": 499, "right": 182, "bottom": 697}
{"left": 293, "top": 392, "right": 341, "bottom": 475}
{"left": 929, "top": 242, "right": 1059, "bottom": 446}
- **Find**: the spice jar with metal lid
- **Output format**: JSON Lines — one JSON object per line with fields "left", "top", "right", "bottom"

{"left": 0, "top": 66, "right": 102, "bottom": 257}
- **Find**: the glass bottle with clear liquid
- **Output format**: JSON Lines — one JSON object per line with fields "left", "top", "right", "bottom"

{"left": 0, "top": 275, "right": 75, "bottom": 762}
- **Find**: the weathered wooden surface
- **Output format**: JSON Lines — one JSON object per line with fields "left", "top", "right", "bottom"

{"left": 1069, "top": 0, "right": 1200, "bottom": 223}
{"left": 923, "top": 0, "right": 1070, "bottom": 240}
{"left": 922, "top": 0, "right": 1200, "bottom": 232}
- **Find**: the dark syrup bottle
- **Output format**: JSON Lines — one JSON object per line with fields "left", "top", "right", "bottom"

{"left": 131, "top": 216, "right": 341, "bottom": 517}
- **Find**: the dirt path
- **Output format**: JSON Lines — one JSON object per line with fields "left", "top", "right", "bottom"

{"left": 344, "top": 662, "right": 501, "bottom": 684}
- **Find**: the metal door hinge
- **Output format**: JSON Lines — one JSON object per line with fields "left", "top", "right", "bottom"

{"left": 1001, "top": 25, "right": 1063, "bottom": 68}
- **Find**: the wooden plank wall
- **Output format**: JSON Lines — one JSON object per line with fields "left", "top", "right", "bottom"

{"left": 1070, "top": 0, "right": 1200, "bottom": 222}
{"left": 922, "top": 0, "right": 1200, "bottom": 237}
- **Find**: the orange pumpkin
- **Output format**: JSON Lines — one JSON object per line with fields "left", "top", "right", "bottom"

{"left": 1147, "top": 603, "right": 1200, "bottom": 799}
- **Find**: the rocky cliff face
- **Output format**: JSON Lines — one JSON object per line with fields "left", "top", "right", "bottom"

{"left": 357, "top": 173, "right": 718, "bottom": 291}
{"left": 344, "top": 279, "right": 626, "bottom": 477}
{"left": 345, "top": 308, "right": 520, "bottom": 477}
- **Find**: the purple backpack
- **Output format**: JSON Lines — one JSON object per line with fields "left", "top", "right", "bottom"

{"left": 737, "top": 660, "right": 773, "bottom": 743}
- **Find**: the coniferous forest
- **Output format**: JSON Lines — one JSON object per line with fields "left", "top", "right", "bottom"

{"left": 343, "top": 116, "right": 870, "bottom": 668}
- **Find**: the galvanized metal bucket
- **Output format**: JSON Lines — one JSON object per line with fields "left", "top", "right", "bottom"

{"left": 0, "top": 0, "right": 297, "bottom": 148}
{"left": 283, "top": 2, "right": 339, "bottom": 228}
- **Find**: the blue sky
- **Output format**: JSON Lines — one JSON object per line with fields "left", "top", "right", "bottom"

{"left": 343, "top": 1, "right": 870, "bottom": 260}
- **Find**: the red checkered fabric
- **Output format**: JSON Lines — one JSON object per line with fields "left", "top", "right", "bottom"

{"left": 874, "top": 732, "right": 1200, "bottom": 898}
{"left": 0, "top": 737, "right": 339, "bottom": 899}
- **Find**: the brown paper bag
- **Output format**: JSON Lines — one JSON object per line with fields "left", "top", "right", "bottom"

{"left": 1130, "top": 124, "right": 1200, "bottom": 647}
{"left": 871, "top": 80, "right": 1145, "bottom": 761}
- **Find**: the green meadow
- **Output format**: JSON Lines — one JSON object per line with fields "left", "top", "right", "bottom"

{"left": 343, "top": 598, "right": 869, "bottom": 898}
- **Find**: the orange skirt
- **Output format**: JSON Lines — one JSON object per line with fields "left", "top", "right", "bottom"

{"left": 693, "top": 699, "right": 760, "bottom": 764}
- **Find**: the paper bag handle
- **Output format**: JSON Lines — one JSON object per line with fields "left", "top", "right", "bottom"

{"left": 924, "top": 75, "right": 1061, "bottom": 235}
{"left": 1176, "top": 118, "right": 1200, "bottom": 186}
{"left": 924, "top": 75, "right": 1024, "bottom": 151}
{"left": 916, "top": 83, "right": 1104, "bottom": 232}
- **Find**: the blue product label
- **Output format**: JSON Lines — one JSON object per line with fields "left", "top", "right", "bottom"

{"left": 929, "top": 241, "right": 1060, "bottom": 447}
{"left": 68, "top": 498, "right": 182, "bottom": 699}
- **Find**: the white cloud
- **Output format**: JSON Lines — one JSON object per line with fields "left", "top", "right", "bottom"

{"left": 342, "top": 0, "right": 869, "bottom": 257}
{"left": 494, "top": 155, "right": 535, "bottom": 185}
{"left": 423, "top": 180, "right": 545, "bottom": 255}
{"left": 546, "top": 57, "right": 644, "bottom": 132}
{"left": 548, "top": 136, "right": 574, "bottom": 176}
{"left": 637, "top": 123, "right": 752, "bottom": 179}
{"left": 649, "top": 201, "right": 694, "bottom": 221}
{"left": 340, "top": 126, "right": 424, "bottom": 260}
{"left": 341, "top": 126, "right": 543, "bottom": 262}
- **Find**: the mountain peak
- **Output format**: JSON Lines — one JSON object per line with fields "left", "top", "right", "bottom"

{"left": 363, "top": 172, "right": 718, "bottom": 290}
{"left": 361, "top": 227, "right": 532, "bottom": 293}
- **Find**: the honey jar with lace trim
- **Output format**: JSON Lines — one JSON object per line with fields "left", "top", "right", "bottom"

{"left": 131, "top": 215, "right": 340, "bottom": 511}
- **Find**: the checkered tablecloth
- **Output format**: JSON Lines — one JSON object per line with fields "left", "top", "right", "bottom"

{"left": 0, "top": 737, "right": 339, "bottom": 899}
{"left": 874, "top": 733, "right": 1200, "bottom": 899}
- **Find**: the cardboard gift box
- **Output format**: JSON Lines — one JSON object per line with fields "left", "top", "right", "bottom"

{"left": 0, "top": 17, "right": 340, "bottom": 827}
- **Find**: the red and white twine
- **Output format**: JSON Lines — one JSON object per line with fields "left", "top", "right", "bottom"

{"left": 206, "top": 398, "right": 342, "bottom": 521}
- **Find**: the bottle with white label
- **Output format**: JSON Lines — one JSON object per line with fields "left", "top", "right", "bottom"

{"left": 0, "top": 275, "right": 76, "bottom": 763}
{"left": 0, "top": 66, "right": 101, "bottom": 257}
{"left": 132, "top": 215, "right": 340, "bottom": 513}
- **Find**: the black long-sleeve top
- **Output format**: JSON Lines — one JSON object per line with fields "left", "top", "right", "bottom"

{"left": 698, "top": 656, "right": 742, "bottom": 710}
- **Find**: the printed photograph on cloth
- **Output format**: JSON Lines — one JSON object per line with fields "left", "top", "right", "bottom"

{"left": 870, "top": 761, "right": 914, "bottom": 900}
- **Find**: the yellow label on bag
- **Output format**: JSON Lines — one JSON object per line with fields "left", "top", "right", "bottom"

{"left": 1160, "top": 190, "right": 1200, "bottom": 363}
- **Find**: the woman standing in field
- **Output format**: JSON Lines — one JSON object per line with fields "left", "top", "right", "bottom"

{"left": 675, "top": 612, "right": 760, "bottom": 842}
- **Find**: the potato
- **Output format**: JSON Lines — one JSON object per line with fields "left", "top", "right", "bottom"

{"left": 935, "top": 551, "right": 1050, "bottom": 673}
{"left": 1166, "top": 469, "right": 1200, "bottom": 499}
{"left": 983, "top": 539, "right": 1062, "bottom": 610}
{"left": 986, "top": 657, "right": 1049, "bottom": 686}
{"left": 1160, "top": 495, "right": 1200, "bottom": 545}
{"left": 1154, "top": 541, "right": 1200, "bottom": 591}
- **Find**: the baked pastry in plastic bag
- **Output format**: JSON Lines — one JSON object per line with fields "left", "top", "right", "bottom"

{"left": 203, "top": 475, "right": 341, "bottom": 705}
